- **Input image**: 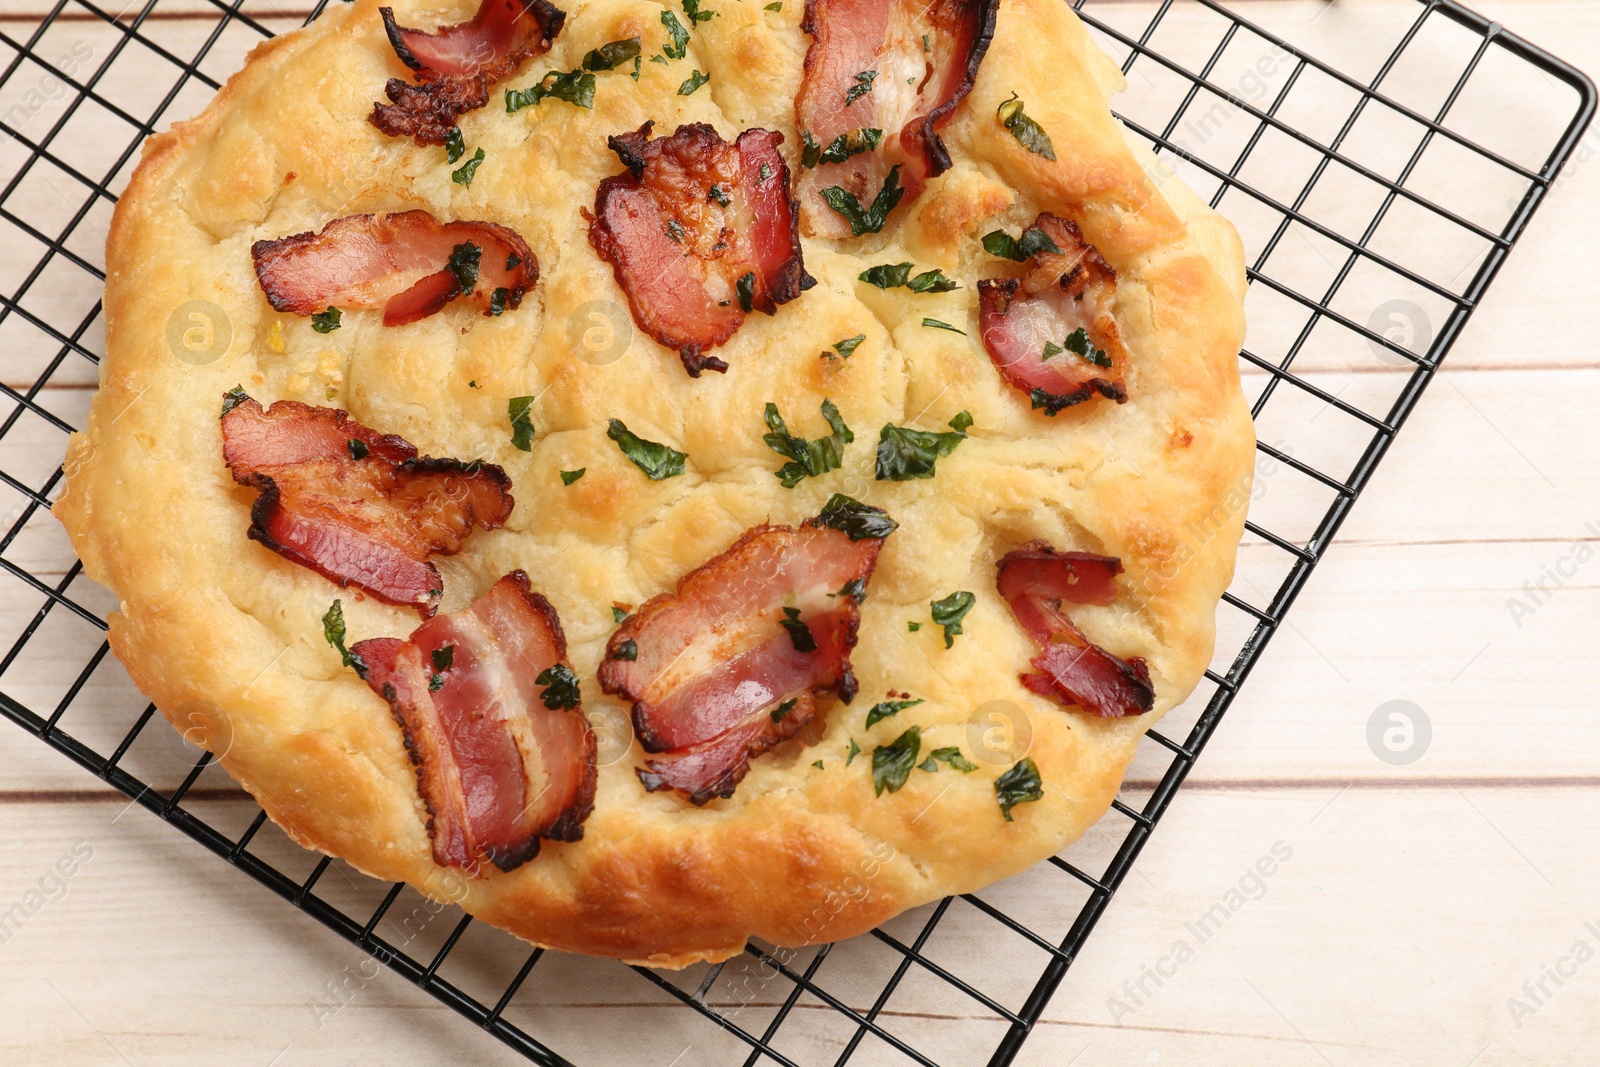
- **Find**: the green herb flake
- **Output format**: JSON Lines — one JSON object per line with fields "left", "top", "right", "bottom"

{"left": 583, "top": 36, "right": 642, "bottom": 71}
{"left": 708, "top": 184, "right": 730, "bottom": 206}
{"left": 930, "top": 590, "right": 975, "bottom": 648}
{"left": 928, "top": 746, "right": 979, "bottom": 773}
{"left": 1042, "top": 340, "right": 1063, "bottom": 360}
{"left": 875, "top": 411, "right": 973, "bottom": 481}
{"left": 770, "top": 697, "right": 798, "bottom": 723}
{"left": 666, "top": 218, "right": 685, "bottom": 243}
{"left": 683, "top": 0, "right": 716, "bottom": 21}
{"left": 907, "top": 268, "right": 958, "bottom": 293}
{"left": 612, "top": 605, "right": 630, "bottom": 624}
{"left": 830, "top": 577, "right": 866, "bottom": 604}
{"left": 907, "top": 621, "right": 921, "bottom": 632}
{"left": 559, "top": 468, "right": 586, "bottom": 485}
{"left": 832, "top": 334, "right": 866, "bottom": 359}
{"left": 661, "top": 10, "right": 691, "bottom": 58}
{"left": 220, "top": 385, "right": 249, "bottom": 418}
{"left": 981, "top": 225, "right": 1062, "bottom": 262}
{"left": 865, "top": 697, "right": 922, "bottom": 729}
{"left": 997, "top": 93, "right": 1056, "bottom": 160}
{"left": 872, "top": 725, "right": 921, "bottom": 796}
{"left": 779, "top": 606, "right": 816, "bottom": 653}
{"left": 444, "top": 126, "right": 465, "bottom": 164}
{"left": 812, "top": 758, "right": 824, "bottom": 769}
{"left": 536, "top": 663, "right": 582, "bottom": 710}
{"left": 612, "top": 638, "right": 638, "bottom": 661}
{"left": 995, "top": 757, "right": 1045, "bottom": 820}
{"left": 506, "top": 252, "right": 522, "bottom": 270}
{"left": 429, "top": 673, "right": 446, "bottom": 692}
{"left": 843, "top": 69, "right": 877, "bottom": 105}
{"left": 736, "top": 271, "right": 756, "bottom": 313}
{"left": 800, "top": 129, "right": 822, "bottom": 168}
{"left": 508, "top": 396, "right": 536, "bottom": 452}
{"left": 817, "top": 126, "right": 883, "bottom": 167}
{"left": 815, "top": 493, "right": 899, "bottom": 540}
{"left": 607, "top": 418, "right": 687, "bottom": 480}
{"left": 1064, "top": 326, "right": 1113, "bottom": 368}
{"left": 766, "top": 1, "right": 783, "bottom": 9}
{"left": 921, "top": 317, "right": 965, "bottom": 335}
{"left": 846, "top": 738, "right": 861, "bottom": 765}
{"left": 321, "top": 600, "right": 367, "bottom": 674}
{"left": 451, "top": 147, "right": 485, "bottom": 185}
{"left": 447, "top": 241, "right": 481, "bottom": 293}
{"left": 821, "top": 164, "right": 904, "bottom": 236}
{"left": 431, "top": 645, "right": 455, "bottom": 673}
{"left": 310, "top": 306, "right": 341, "bottom": 333}
{"left": 347, "top": 438, "right": 369, "bottom": 461}
{"left": 859, "top": 262, "right": 912, "bottom": 289}
{"left": 678, "top": 68, "right": 710, "bottom": 95}
{"left": 488, "top": 287, "right": 510, "bottom": 316}
{"left": 763, "top": 398, "right": 853, "bottom": 488}
{"left": 758, "top": 162, "right": 773, "bottom": 183}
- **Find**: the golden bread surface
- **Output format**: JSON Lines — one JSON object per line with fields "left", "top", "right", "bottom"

{"left": 56, "top": 0, "right": 1254, "bottom": 965}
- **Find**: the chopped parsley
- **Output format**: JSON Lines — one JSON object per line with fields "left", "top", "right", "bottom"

{"left": 708, "top": 184, "right": 730, "bottom": 206}
{"left": 432, "top": 645, "right": 454, "bottom": 672}
{"left": 1063, "top": 327, "right": 1113, "bottom": 367}
{"left": 321, "top": 600, "right": 367, "bottom": 674}
{"left": 820, "top": 164, "right": 903, "bottom": 236}
{"left": 875, "top": 411, "right": 973, "bottom": 481}
{"left": 922, "top": 317, "right": 964, "bottom": 334}
{"left": 865, "top": 697, "right": 922, "bottom": 729}
{"left": 1042, "top": 340, "right": 1063, "bottom": 360}
{"left": 831, "top": 334, "right": 866, "bottom": 359}
{"left": 447, "top": 241, "right": 481, "bottom": 293}
{"left": 779, "top": 606, "right": 816, "bottom": 652}
{"left": 812, "top": 759, "right": 824, "bottom": 769}
{"left": 508, "top": 396, "right": 536, "bottom": 451}
{"left": 997, "top": 93, "right": 1056, "bottom": 160}
{"left": 607, "top": 419, "right": 687, "bottom": 479}
{"left": 560, "top": 468, "right": 586, "bottom": 485}
{"left": 505, "top": 69, "right": 595, "bottom": 112}
{"left": 451, "top": 147, "right": 485, "bottom": 185}
{"left": 770, "top": 697, "right": 798, "bottom": 723}
{"left": 428, "top": 673, "right": 446, "bottom": 692}
{"left": 907, "top": 620, "right": 921, "bottom": 632}
{"left": 758, "top": 162, "right": 772, "bottom": 183}
{"left": 347, "top": 438, "right": 369, "bottom": 460}
{"left": 982, "top": 225, "right": 1062, "bottom": 262}
{"left": 220, "top": 385, "right": 249, "bottom": 418}
{"left": 583, "top": 37, "right": 642, "bottom": 71}
{"left": 310, "top": 306, "right": 341, "bottom": 333}
{"left": 506, "top": 252, "right": 522, "bottom": 270}
{"left": 683, "top": 0, "right": 716, "bottom": 21}
{"left": 612, "top": 605, "right": 630, "bottom": 624}
{"left": 843, "top": 69, "right": 878, "bottom": 105}
{"left": 736, "top": 271, "right": 756, "bottom": 313}
{"left": 995, "top": 758, "right": 1045, "bottom": 820}
{"left": 872, "top": 726, "right": 921, "bottom": 796}
{"left": 815, "top": 493, "right": 898, "bottom": 541}
{"left": 920, "top": 747, "right": 979, "bottom": 773}
{"left": 846, "top": 738, "right": 861, "bottom": 765}
{"left": 763, "top": 398, "right": 853, "bottom": 488}
{"left": 666, "top": 218, "right": 685, "bottom": 243}
{"left": 536, "top": 663, "right": 582, "bottom": 710}
{"left": 678, "top": 69, "right": 710, "bottom": 95}
{"left": 766, "top": 1, "right": 782, "bottom": 9}
{"left": 612, "top": 638, "right": 638, "bottom": 661}
{"left": 660, "top": 10, "right": 691, "bottom": 58}
{"left": 488, "top": 287, "right": 510, "bottom": 316}
{"left": 930, "top": 590, "right": 975, "bottom": 648}
{"left": 444, "top": 126, "right": 465, "bottom": 164}
{"left": 856, "top": 262, "right": 957, "bottom": 293}
{"left": 830, "top": 577, "right": 866, "bottom": 603}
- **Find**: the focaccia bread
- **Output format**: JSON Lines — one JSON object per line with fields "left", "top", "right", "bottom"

{"left": 55, "top": 0, "right": 1254, "bottom": 965}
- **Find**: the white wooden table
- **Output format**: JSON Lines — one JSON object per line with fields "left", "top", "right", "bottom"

{"left": 0, "top": 0, "right": 1595, "bottom": 1063}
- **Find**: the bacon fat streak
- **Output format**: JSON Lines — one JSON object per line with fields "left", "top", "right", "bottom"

{"left": 353, "top": 571, "right": 597, "bottom": 873}
{"left": 221, "top": 396, "right": 512, "bottom": 614}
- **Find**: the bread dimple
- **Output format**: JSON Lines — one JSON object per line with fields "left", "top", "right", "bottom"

{"left": 55, "top": 0, "right": 1254, "bottom": 965}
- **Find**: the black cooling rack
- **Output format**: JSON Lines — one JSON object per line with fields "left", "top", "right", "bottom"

{"left": 0, "top": 0, "right": 1591, "bottom": 1063}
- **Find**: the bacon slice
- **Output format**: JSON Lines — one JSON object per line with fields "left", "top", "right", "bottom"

{"left": 997, "top": 541, "right": 1153, "bottom": 718}
{"left": 978, "top": 214, "right": 1130, "bottom": 414}
{"left": 598, "top": 508, "right": 892, "bottom": 803}
{"left": 371, "top": 0, "right": 566, "bottom": 145}
{"left": 352, "top": 571, "right": 597, "bottom": 873}
{"left": 795, "top": 0, "right": 997, "bottom": 238}
{"left": 252, "top": 211, "right": 536, "bottom": 328}
{"left": 222, "top": 396, "right": 512, "bottom": 614}
{"left": 588, "top": 122, "right": 814, "bottom": 377}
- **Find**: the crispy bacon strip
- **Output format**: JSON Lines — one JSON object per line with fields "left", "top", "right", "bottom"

{"left": 795, "top": 0, "right": 997, "bottom": 238}
{"left": 353, "top": 571, "right": 597, "bottom": 874}
{"left": 371, "top": 0, "right": 566, "bottom": 145}
{"left": 252, "top": 211, "right": 536, "bottom": 328}
{"left": 997, "top": 541, "right": 1154, "bottom": 718}
{"left": 222, "top": 396, "right": 512, "bottom": 614}
{"left": 978, "top": 214, "right": 1130, "bottom": 415}
{"left": 599, "top": 507, "right": 893, "bottom": 803}
{"left": 588, "top": 122, "right": 814, "bottom": 377}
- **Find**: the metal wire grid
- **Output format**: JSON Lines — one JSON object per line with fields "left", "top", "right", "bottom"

{"left": 0, "top": 0, "right": 1589, "bottom": 1062}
